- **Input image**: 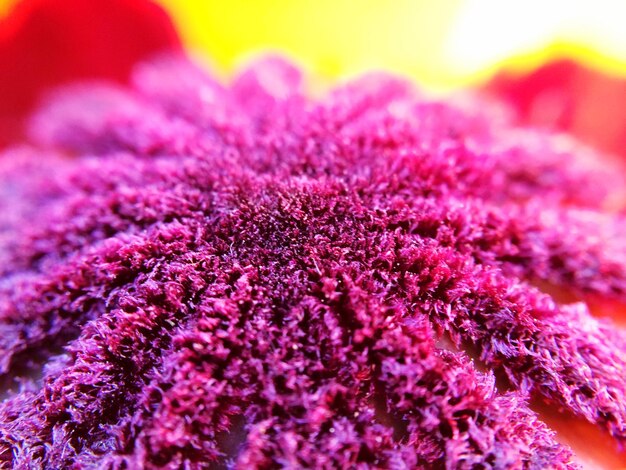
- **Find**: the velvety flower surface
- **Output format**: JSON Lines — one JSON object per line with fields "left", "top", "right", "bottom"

{"left": 1, "top": 56, "right": 626, "bottom": 469}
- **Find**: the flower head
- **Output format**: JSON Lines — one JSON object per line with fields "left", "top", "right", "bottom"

{"left": 0, "top": 55, "right": 625, "bottom": 468}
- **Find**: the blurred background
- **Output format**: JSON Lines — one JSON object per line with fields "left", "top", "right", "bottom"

{"left": 0, "top": 0, "right": 624, "bottom": 154}
{"left": 2, "top": 0, "right": 626, "bottom": 88}
{"left": 157, "top": 0, "right": 626, "bottom": 91}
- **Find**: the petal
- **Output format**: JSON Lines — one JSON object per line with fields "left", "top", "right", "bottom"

{"left": 485, "top": 59, "right": 626, "bottom": 161}
{"left": 0, "top": 0, "right": 181, "bottom": 147}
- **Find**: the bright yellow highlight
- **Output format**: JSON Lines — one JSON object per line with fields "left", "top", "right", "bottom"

{"left": 158, "top": 0, "right": 464, "bottom": 91}
{"left": 159, "top": 0, "right": 626, "bottom": 91}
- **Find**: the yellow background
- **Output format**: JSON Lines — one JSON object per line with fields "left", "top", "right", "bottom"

{"left": 157, "top": 0, "right": 626, "bottom": 91}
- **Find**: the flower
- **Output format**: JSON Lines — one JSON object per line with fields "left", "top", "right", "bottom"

{"left": 0, "top": 55, "right": 625, "bottom": 468}
{"left": 485, "top": 58, "right": 626, "bottom": 161}
{"left": 0, "top": 0, "right": 180, "bottom": 147}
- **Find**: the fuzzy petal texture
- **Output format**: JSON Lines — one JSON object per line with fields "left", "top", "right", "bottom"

{"left": 1, "top": 55, "right": 626, "bottom": 469}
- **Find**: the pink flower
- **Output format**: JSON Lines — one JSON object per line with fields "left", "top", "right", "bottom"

{"left": 0, "top": 55, "right": 625, "bottom": 468}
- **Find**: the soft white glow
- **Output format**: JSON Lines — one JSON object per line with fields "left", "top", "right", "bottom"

{"left": 445, "top": 0, "right": 626, "bottom": 72}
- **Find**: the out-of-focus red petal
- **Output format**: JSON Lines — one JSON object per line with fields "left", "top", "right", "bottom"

{"left": 485, "top": 59, "right": 626, "bottom": 160}
{"left": 0, "top": 0, "right": 181, "bottom": 147}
